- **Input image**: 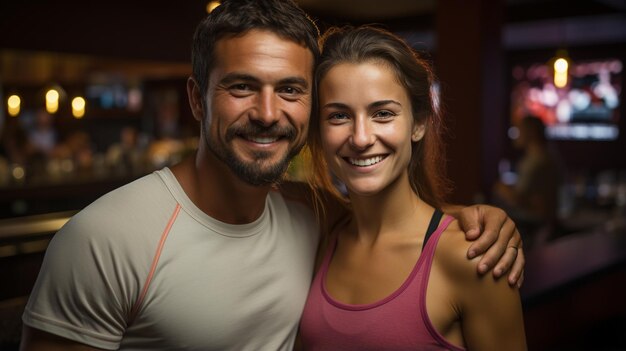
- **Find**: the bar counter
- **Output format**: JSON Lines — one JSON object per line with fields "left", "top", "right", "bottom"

{"left": 521, "top": 216, "right": 626, "bottom": 350}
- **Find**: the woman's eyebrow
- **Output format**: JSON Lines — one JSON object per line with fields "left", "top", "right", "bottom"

{"left": 321, "top": 102, "right": 350, "bottom": 110}
{"left": 368, "top": 100, "right": 402, "bottom": 109}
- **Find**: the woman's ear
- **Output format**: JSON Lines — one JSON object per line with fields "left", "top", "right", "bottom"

{"left": 411, "top": 123, "right": 426, "bottom": 142}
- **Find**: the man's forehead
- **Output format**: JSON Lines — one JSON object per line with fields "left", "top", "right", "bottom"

{"left": 217, "top": 29, "right": 314, "bottom": 62}
{"left": 212, "top": 29, "right": 315, "bottom": 78}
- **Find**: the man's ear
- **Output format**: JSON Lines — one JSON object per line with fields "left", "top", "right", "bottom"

{"left": 411, "top": 122, "right": 426, "bottom": 142}
{"left": 187, "top": 77, "right": 205, "bottom": 122}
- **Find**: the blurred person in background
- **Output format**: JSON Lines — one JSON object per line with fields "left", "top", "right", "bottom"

{"left": 493, "top": 115, "right": 563, "bottom": 249}
{"left": 106, "top": 126, "right": 148, "bottom": 175}
{"left": 28, "top": 108, "right": 57, "bottom": 158}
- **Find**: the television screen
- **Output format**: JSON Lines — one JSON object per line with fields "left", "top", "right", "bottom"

{"left": 510, "top": 58, "right": 622, "bottom": 141}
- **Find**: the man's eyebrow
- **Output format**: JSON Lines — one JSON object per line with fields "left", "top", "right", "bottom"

{"left": 218, "top": 73, "right": 309, "bottom": 89}
{"left": 219, "top": 73, "right": 260, "bottom": 85}
{"left": 277, "top": 77, "right": 309, "bottom": 89}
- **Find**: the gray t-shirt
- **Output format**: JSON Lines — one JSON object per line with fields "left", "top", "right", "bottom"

{"left": 23, "top": 168, "right": 320, "bottom": 350}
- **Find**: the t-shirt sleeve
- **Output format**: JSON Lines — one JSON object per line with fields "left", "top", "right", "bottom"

{"left": 22, "top": 209, "right": 137, "bottom": 350}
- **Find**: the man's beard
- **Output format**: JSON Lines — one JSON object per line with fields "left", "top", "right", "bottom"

{"left": 205, "top": 122, "right": 304, "bottom": 186}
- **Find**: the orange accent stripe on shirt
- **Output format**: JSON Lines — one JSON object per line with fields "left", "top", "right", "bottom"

{"left": 128, "top": 203, "right": 181, "bottom": 325}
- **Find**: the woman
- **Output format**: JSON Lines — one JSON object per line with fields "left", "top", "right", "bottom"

{"left": 299, "top": 26, "right": 527, "bottom": 350}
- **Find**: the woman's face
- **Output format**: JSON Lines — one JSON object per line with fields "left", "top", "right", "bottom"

{"left": 318, "top": 61, "right": 424, "bottom": 197}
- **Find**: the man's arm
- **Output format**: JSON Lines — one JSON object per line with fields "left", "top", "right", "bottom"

{"left": 20, "top": 326, "right": 103, "bottom": 351}
{"left": 446, "top": 204, "right": 525, "bottom": 288}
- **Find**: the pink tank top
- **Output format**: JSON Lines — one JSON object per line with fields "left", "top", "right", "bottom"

{"left": 299, "top": 214, "right": 465, "bottom": 351}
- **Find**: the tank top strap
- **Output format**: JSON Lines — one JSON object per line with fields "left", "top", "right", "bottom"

{"left": 421, "top": 209, "right": 444, "bottom": 252}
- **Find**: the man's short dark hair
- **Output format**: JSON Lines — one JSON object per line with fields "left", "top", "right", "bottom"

{"left": 191, "top": 0, "right": 320, "bottom": 96}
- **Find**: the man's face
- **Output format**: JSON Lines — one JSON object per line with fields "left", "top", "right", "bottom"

{"left": 202, "top": 29, "right": 314, "bottom": 186}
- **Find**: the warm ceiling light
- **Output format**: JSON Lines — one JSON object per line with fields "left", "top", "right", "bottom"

{"left": 7, "top": 95, "right": 21, "bottom": 116}
{"left": 552, "top": 50, "right": 570, "bottom": 89}
{"left": 554, "top": 57, "right": 569, "bottom": 88}
{"left": 72, "top": 96, "right": 86, "bottom": 118}
{"left": 7, "top": 95, "right": 20, "bottom": 108}
{"left": 46, "top": 89, "right": 60, "bottom": 102}
{"left": 206, "top": 1, "right": 220, "bottom": 13}
{"left": 72, "top": 96, "right": 85, "bottom": 110}
{"left": 45, "top": 88, "right": 61, "bottom": 113}
{"left": 554, "top": 58, "right": 568, "bottom": 73}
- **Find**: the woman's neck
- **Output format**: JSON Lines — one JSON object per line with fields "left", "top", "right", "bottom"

{"left": 346, "top": 173, "right": 430, "bottom": 245}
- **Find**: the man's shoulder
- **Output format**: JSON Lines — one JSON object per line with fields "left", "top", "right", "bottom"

{"left": 58, "top": 171, "right": 178, "bottom": 244}
{"left": 102, "top": 170, "right": 168, "bottom": 201}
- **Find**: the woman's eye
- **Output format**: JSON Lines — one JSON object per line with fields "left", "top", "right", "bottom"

{"left": 328, "top": 112, "right": 349, "bottom": 121}
{"left": 374, "top": 110, "right": 395, "bottom": 118}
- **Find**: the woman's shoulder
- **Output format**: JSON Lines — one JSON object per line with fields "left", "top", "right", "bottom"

{"left": 433, "top": 216, "right": 482, "bottom": 282}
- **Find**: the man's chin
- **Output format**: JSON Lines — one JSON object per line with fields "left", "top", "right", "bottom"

{"left": 207, "top": 139, "right": 297, "bottom": 186}
{"left": 235, "top": 169, "right": 286, "bottom": 187}
{"left": 230, "top": 159, "right": 290, "bottom": 186}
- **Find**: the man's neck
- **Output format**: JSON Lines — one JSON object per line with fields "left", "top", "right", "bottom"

{"left": 170, "top": 150, "right": 271, "bottom": 224}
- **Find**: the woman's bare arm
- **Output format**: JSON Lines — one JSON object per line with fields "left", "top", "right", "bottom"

{"left": 436, "top": 222, "right": 527, "bottom": 351}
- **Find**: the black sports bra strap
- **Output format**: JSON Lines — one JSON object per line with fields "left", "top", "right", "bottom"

{"left": 422, "top": 209, "right": 444, "bottom": 252}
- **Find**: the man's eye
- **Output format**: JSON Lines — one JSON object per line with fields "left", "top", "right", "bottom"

{"left": 279, "top": 86, "right": 301, "bottom": 95}
{"left": 231, "top": 84, "right": 250, "bottom": 91}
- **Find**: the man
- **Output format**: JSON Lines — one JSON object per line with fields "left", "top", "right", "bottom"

{"left": 20, "top": 0, "right": 524, "bottom": 350}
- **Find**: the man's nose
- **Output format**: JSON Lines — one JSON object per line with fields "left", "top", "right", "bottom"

{"left": 251, "top": 88, "right": 280, "bottom": 126}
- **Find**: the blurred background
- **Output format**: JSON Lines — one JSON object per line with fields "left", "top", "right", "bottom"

{"left": 1, "top": 0, "right": 625, "bottom": 349}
